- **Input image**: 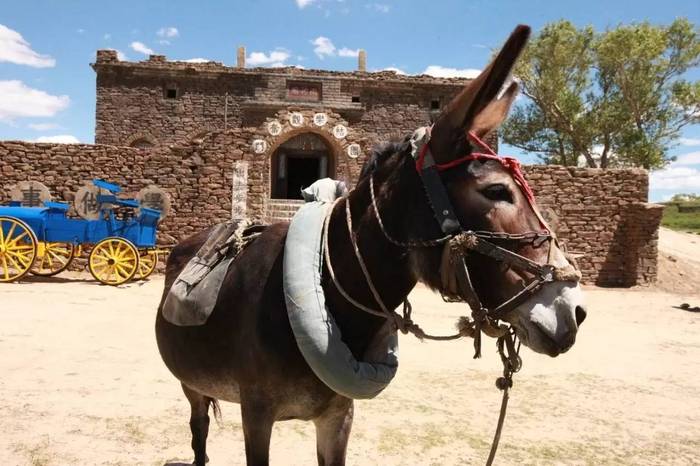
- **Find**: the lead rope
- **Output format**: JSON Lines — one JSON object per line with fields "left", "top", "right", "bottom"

{"left": 487, "top": 328, "right": 522, "bottom": 466}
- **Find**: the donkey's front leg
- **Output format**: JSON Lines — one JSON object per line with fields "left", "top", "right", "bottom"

{"left": 314, "top": 398, "right": 354, "bottom": 466}
{"left": 240, "top": 392, "right": 275, "bottom": 466}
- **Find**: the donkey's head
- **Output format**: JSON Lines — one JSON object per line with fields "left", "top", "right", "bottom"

{"left": 362, "top": 25, "right": 586, "bottom": 357}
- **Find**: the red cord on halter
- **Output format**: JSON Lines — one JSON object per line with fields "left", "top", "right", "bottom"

{"left": 414, "top": 131, "right": 537, "bottom": 206}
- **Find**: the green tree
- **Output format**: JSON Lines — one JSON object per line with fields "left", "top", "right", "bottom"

{"left": 671, "top": 193, "right": 700, "bottom": 202}
{"left": 502, "top": 19, "right": 700, "bottom": 169}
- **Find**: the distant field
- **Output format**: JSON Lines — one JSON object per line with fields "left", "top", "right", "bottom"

{"left": 661, "top": 202, "right": 700, "bottom": 233}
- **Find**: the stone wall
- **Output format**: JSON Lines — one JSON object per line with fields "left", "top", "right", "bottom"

{"left": 0, "top": 140, "right": 662, "bottom": 285}
{"left": 524, "top": 166, "right": 663, "bottom": 286}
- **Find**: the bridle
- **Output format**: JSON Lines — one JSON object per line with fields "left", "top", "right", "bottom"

{"left": 367, "top": 127, "right": 581, "bottom": 353}
{"left": 325, "top": 126, "right": 581, "bottom": 349}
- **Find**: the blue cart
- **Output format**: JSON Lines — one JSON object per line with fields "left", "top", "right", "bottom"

{"left": 0, "top": 179, "right": 161, "bottom": 285}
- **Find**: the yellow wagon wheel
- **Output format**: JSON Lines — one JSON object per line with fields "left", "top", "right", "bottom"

{"left": 0, "top": 216, "right": 38, "bottom": 283}
{"left": 88, "top": 237, "right": 140, "bottom": 286}
{"left": 136, "top": 249, "right": 158, "bottom": 280}
{"left": 31, "top": 242, "right": 75, "bottom": 276}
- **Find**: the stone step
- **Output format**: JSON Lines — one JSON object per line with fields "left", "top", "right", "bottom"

{"left": 266, "top": 199, "right": 304, "bottom": 222}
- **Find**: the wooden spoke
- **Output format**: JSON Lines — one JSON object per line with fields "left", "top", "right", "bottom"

{"left": 31, "top": 242, "right": 75, "bottom": 277}
{"left": 88, "top": 238, "right": 139, "bottom": 285}
{"left": 6, "top": 223, "right": 16, "bottom": 241}
{"left": 2, "top": 256, "right": 9, "bottom": 280}
{"left": 0, "top": 217, "right": 37, "bottom": 282}
{"left": 7, "top": 250, "right": 31, "bottom": 267}
{"left": 135, "top": 249, "right": 158, "bottom": 280}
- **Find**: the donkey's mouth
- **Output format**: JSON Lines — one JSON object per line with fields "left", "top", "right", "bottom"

{"left": 514, "top": 323, "right": 570, "bottom": 357}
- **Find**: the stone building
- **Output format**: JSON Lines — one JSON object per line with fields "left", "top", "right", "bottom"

{"left": 92, "top": 48, "right": 474, "bottom": 204}
{"left": 0, "top": 48, "right": 663, "bottom": 285}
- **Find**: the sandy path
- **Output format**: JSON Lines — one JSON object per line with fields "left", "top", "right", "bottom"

{"left": 658, "top": 227, "right": 700, "bottom": 265}
{"left": 1, "top": 274, "right": 699, "bottom": 465}
{"left": 656, "top": 228, "right": 700, "bottom": 295}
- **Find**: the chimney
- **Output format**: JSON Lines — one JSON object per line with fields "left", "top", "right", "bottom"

{"left": 96, "top": 50, "right": 119, "bottom": 64}
{"left": 237, "top": 46, "right": 246, "bottom": 68}
{"left": 358, "top": 49, "right": 367, "bottom": 72}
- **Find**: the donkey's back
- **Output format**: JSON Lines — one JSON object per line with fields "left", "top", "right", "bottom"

{"left": 155, "top": 221, "right": 339, "bottom": 409}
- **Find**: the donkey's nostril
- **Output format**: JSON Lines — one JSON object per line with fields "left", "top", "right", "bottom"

{"left": 575, "top": 306, "right": 587, "bottom": 326}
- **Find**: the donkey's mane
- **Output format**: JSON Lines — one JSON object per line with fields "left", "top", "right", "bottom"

{"left": 359, "top": 137, "right": 412, "bottom": 181}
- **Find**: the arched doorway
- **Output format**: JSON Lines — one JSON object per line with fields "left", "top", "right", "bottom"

{"left": 271, "top": 132, "right": 335, "bottom": 199}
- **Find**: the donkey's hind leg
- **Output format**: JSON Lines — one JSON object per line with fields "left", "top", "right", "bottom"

{"left": 182, "top": 383, "right": 215, "bottom": 466}
{"left": 314, "top": 398, "right": 354, "bottom": 466}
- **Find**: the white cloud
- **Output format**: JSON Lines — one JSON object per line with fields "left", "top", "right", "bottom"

{"left": 312, "top": 36, "right": 336, "bottom": 59}
{"left": 379, "top": 67, "right": 407, "bottom": 75}
{"left": 130, "top": 41, "right": 154, "bottom": 55}
{"left": 650, "top": 165, "right": 700, "bottom": 190}
{"left": 103, "top": 33, "right": 111, "bottom": 40}
{"left": 674, "top": 151, "right": 700, "bottom": 165}
{"left": 310, "top": 36, "right": 359, "bottom": 60}
{"left": 158, "top": 40, "right": 171, "bottom": 46}
{"left": 246, "top": 49, "right": 291, "bottom": 67}
{"left": 0, "top": 80, "right": 69, "bottom": 122}
{"left": 0, "top": 24, "right": 55, "bottom": 68}
{"left": 182, "top": 58, "right": 210, "bottom": 63}
{"left": 679, "top": 137, "right": 700, "bottom": 147}
{"left": 35, "top": 135, "right": 80, "bottom": 144}
{"left": 367, "top": 3, "right": 390, "bottom": 13}
{"left": 157, "top": 27, "right": 179, "bottom": 38}
{"left": 338, "top": 47, "right": 360, "bottom": 58}
{"left": 296, "top": 0, "right": 318, "bottom": 8}
{"left": 76, "top": 28, "right": 85, "bottom": 34}
{"left": 28, "top": 122, "right": 60, "bottom": 131}
{"left": 423, "top": 65, "right": 481, "bottom": 78}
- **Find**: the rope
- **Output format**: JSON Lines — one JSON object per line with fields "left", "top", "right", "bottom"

{"left": 486, "top": 329, "right": 522, "bottom": 466}
{"left": 322, "top": 196, "right": 467, "bottom": 341}
{"left": 369, "top": 175, "right": 451, "bottom": 248}
{"left": 486, "top": 383, "right": 511, "bottom": 466}
{"left": 322, "top": 198, "right": 386, "bottom": 319}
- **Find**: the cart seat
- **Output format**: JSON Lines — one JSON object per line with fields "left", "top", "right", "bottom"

{"left": 44, "top": 201, "right": 70, "bottom": 212}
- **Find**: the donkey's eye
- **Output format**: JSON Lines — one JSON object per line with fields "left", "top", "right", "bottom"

{"left": 480, "top": 184, "right": 513, "bottom": 203}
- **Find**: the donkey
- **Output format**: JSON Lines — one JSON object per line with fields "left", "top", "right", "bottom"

{"left": 156, "top": 25, "right": 587, "bottom": 466}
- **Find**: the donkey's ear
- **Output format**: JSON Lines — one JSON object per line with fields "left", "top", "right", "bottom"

{"left": 430, "top": 25, "right": 530, "bottom": 161}
{"left": 470, "top": 81, "right": 519, "bottom": 139}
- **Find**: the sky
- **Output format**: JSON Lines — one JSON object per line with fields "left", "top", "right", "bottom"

{"left": 0, "top": 0, "right": 698, "bottom": 201}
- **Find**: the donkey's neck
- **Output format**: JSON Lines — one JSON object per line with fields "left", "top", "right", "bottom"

{"left": 322, "top": 178, "right": 417, "bottom": 358}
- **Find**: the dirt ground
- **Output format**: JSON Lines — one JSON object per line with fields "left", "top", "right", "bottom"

{"left": 1, "top": 229, "right": 699, "bottom": 466}
{"left": 656, "top": 227, "right": 700, "bottom": 295}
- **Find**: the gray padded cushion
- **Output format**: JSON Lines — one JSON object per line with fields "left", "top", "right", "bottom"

{"left": 283, "top": 200, "right": 398, "bottom": 400}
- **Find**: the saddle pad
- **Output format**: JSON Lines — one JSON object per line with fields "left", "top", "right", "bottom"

{"left": 283, "top": 198, "right": 399, "bottom": 400}
{"left": 161, "top": 220, "right": 244, "bottom": 326}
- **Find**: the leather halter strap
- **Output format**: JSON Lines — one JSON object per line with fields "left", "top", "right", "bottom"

{"left": 411, "top": 126, "right": 546, "bottom": 233}
{"left": 403, "top": 126, "right": 581, "bottom": 334}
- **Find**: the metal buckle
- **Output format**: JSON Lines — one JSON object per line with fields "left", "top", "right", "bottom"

{"left": 540, "top": 264, "right": 555, "bottom": 282}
